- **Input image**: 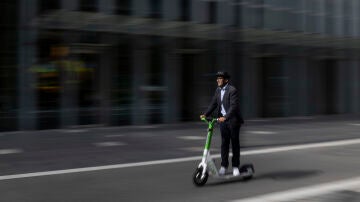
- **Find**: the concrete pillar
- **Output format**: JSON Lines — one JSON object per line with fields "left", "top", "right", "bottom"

{"left": 337, "top": 60, "right": 347, "bottom": 113}
{"left": 283, "top": 57, "right": 292, "bottom": 116}
{"left": 61, "top": 0, "right": 78, "bottom": 11}
{"left": 132, "top": 37, "right": 150, "bottom": 125}
{"left": 301, "top": 0, "right": 307, "bottom": 32}
{"left": 241, "top": 48, "right": 258, "bottom": 118}
{"left": 163, "top": 0, "right": 179, "bottom": 21}
{"left": 60, "top": 32, "right": 79, "bottom": 127}
{"left": 297, "top": 57, "right": 309, "bottom": 115}
{"left": 352, "top": 0, "right": 360, "bottom": 38}
{"left": 350, "top": 60, "right": 360, "bottom": 113}
{"left": 318, "top": 0, "right": 326, "bottom": 35}
{"left": 351, "top": 0, "right": 360, "bottom": 113}
{"left": 191, "top": 0, "right": 207, "bottom": 23}
{"left": 133, "top": 0, "right": 150, "bottom": 17}
{"left": 217, "top": 0, "right": 233, "bottom": 26}
{"left": 285, "top": 55, "right": 311, "bottom": 116}
{"left": 334, "top": 0, "right": 343, "bottom": 37}
{"left": 98, "top": 34, "right": 115, "bottom": 125}
{"left": 264, "top": 0, "right": 282, "bottom": 30}
{"left": 283, "top": 55, "right": 308, "bottom": 116}
{"left": 99, "top": 0, "right": 115, "bottom": 14}
{"left": 18, "top": 0, "right": 38, "bottom": 130}
{"left": 163, "top": 38, "right": 181, "bottom": 123}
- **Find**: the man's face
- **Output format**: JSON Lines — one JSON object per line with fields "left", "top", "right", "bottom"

{"left": 217, "top": 77, "right": 228, "bottom": 87}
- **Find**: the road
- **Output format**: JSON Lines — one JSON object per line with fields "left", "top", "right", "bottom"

{"left": 1, "top": 115, "right": 360, "bottom": 201}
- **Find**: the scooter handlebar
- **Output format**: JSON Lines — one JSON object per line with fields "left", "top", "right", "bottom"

{"left": 200, "top": 117, "right": 217, "bottom": 122}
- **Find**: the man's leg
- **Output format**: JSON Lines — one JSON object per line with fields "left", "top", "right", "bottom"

{"left": 220, "top": 122, "right": 231, "bottom": 168}
{"left": 230, "top": 125, "right": 241, "bottom": 168}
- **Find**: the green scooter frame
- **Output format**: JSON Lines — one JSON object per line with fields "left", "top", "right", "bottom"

{"left": 192, "top": 117, "right": 254, "bottom": 186}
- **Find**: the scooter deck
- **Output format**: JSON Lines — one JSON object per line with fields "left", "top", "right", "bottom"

{"left": 213, "top": 172, "right": 253, "bottom": 180}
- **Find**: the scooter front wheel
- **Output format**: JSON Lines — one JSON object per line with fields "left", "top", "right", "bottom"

{"left": 192, "top": 167, "right": 208, "bottom": 186}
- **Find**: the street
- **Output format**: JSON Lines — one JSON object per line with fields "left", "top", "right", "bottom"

{"left": 1, "top": 115, "right": 360, "bottom": 201}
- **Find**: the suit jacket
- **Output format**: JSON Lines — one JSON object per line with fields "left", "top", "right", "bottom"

{"left": 204, "top": 84, "right": 244, "bottom": 125}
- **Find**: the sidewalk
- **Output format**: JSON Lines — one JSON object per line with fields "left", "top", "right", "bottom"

{"left": 1, "top": 114, "right": 360, "bottom": 135}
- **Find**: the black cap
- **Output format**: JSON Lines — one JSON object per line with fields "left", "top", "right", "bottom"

{"left": 215, "top": 71, "right": 230, "bottom": 79}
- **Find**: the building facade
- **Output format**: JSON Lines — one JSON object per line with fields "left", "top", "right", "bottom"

{"left": 2, "top": 0, "right": 360, "bottom": 131}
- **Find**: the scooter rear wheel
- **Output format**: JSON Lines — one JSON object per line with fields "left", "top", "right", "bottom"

{"left": 240, "top": 164, "right": 255, "bottom": 180}
{"left": 192, "top": 167, "right": 208, "bottom": 186}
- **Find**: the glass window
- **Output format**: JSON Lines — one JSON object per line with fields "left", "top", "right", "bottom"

{"left": 251, "top": 0, "right": 264, "bottom": 29}
{"left": 325, "top": 0, "right": 335, "bottom": 35}
{"left": 233, "top": 0, "right": 242, "bottom": 27}
{"left": 150, "top": 0, "right": 162, "bottom": 19}
{"left": 305, "top": 0, "right": 316, "bottom": 33}
{"left": 79, "top": 0, "right": 98, "bottom": 12}
{"left": 343, "top": 0, "right": 352, "bottom": 36}
{"left": 180, "top": 0, "right": 190, "bottom": 21}
{"left": 38, "top": 0, "right": 60, "bottom": 15}
{"left": 208, "top": 1, "right": 217, "bottom": 24}
{"left": 148, "top": 37, "right": 164, "bottom": 124}
{"left": 111, "top": 40, "right": 132, "bottom": 125}
{"left": 286, "top": 0, "right": 303, "bottom": 31}
{"left": 34, "top": 34, "right": 63, "bottom": 129}
{"left": 76, "top": 33, "right": 100, "bottom": 125}
{"left": 116, "top": 0, "right": 131, "bottom": 15}
{"left": 0, "top": 1, "right": 18, "bottom": 131}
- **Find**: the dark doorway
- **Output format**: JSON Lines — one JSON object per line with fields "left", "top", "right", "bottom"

{"left": 258, "top": 57, "right": 285, "bottom": 117}
{"left": 322, "top": 59, "right": 337, "bottom": 114}
{"left": 181, "top": 53, "right": 195, "bottom": 121}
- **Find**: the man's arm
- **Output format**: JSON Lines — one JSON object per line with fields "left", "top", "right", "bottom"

{"left": 224, "top": 88, "right": 239, "bottom": 120}
{"left": 204, "top": 89, "right": 219, "bottom": 117}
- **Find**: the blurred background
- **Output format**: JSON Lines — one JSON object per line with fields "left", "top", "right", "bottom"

{"left": 1, "top": 0, "right": 360, "bottom": 131}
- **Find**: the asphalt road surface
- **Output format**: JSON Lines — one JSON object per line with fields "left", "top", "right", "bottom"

{"left": 1, "top": 115, "right": 360, "bottom": 201}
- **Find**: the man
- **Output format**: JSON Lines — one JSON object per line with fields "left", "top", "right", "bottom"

{"left": 200, "top": 71, "right": 244, "bottom": 176}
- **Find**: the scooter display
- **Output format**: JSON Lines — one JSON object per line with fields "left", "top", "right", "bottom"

{"left": 193, "top": 117, "right": 254, "bottom": 186}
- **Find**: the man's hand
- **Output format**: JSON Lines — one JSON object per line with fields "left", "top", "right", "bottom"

{"left": 200, "top": 114, "right": 206, "bottom": 120}
{"left": 218, "top": 117, "right": 226, "bottom": 123}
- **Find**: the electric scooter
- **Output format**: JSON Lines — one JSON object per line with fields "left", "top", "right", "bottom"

{"left": 192, "top": 117, "right": 255, "bottom": 186}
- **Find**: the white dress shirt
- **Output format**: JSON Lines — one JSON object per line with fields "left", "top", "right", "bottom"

{"left": 220, "top": 83, "right": 228, "bottom": 116}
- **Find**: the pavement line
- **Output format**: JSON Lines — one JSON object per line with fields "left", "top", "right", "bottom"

{"left": 242, "top": 138, "right": 360, "bottom": 155}
{"left": 94, "top": 142, "right": 126, "bottom": 147}
{"left": 0, "top": 149, "right": 23, "bottom": 155}
{"left": 177, "top": 136, "right": 206, "bottom": 140}
{"left": 248, "top": 131, "right": 277, "bottom": 135}
{"left": 105, "top": 134, "right": 124, "bottom": 138}
{"left": 231, "top": 176, "right": 360, "bottom": 202}
{"left": 1, "top": 138, "right": 360, "bottom": 181}
{"left": 62, "top": 129, "right": 88, "bottom": 133}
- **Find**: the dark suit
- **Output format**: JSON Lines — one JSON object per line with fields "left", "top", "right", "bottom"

{"left": 204, "top": 84, "right": 244, "bottom": 168}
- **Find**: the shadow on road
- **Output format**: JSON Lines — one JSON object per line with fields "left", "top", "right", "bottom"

{"left": 206, "top": 169, "right": 322, "bottom": 186}
{"left": 255, "top": 170, "right": 322, "bottom": 181}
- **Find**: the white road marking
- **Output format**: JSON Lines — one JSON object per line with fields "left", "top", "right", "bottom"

{"left": 348, "top": 123, "right": 360, "bottom": 126}
{"left": 62, "top": 129, "right": 88, "bottom": 133}
{"left": 105, "top": 134, "right": 124, "bottom": 138}
{"left": 231, "top": 176, "right": 360, "bottom": 202}
{"left": 288, "top": 116, "right": 314, "bottom": 120}
{"left": 0, "top": 156, "right": 203, "bottom": 181}
{"left": 248, "top": 131, "right": 277, "bottom": 135}
{"left": 94, "top": 142, "right": 126, "bottom": 147}
{"left": 137, "top": 125, "right": 159, "bottom": 129}
{"left": 247, "top": 119, "right": 271, "bottom": 122}
{"left": 181, "top": 147, "right": 220, "bottom": 152}
{"left": 242, "top": 138, "right": 360, "bottom": 155}
{"left": 1, "top": 138, "right": 360, "bottom": 181}
{"left": 177, "top": 136, "right": 206, "bottom": 140}
{"left": 0, "top": 149, "right": 23, "bottom": 155}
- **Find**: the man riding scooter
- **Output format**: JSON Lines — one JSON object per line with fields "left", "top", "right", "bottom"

{"left": 200, "top": 71, "right": 244, "bottom": 176}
